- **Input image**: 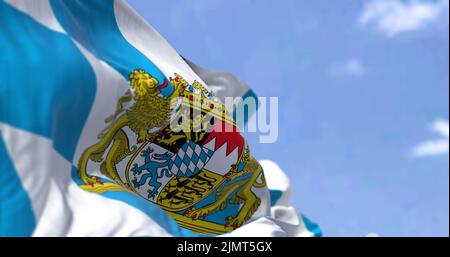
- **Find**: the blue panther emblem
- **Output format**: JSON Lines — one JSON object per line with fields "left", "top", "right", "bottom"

{"left": 131, "top": 147, "right": 173, "bottom": 199}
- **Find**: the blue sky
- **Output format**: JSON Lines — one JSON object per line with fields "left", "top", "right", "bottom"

{"left": 127, "top": 0, "right": 449, "bottom": 236}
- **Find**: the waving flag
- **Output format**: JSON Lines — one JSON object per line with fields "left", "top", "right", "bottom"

{"left": 0, "top": 0, "right": 320, "bottom": 237}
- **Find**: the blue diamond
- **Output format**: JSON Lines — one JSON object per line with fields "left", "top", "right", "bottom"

{"left": 174, "top": 156, "right": 182, "bottom": 166}
{"left": 183, "top": 154, "right": 191, "bottom": 165}
{"left": 191, "top": 154, "right": 199, "bottom": 164}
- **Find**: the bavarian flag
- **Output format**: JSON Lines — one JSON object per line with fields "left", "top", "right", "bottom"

{"left": 0, "top": 0, "right": 320, "bottom": 237}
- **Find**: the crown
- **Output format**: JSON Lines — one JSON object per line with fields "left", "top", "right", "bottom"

{"left": 169, "top": 74, "right": 235, "bottom": 125}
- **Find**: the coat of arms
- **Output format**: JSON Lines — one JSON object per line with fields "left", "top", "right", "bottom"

{"left": 77, "top": 70, "right": 266, "bottom": 234}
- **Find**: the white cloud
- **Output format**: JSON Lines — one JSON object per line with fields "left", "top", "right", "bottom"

{"left": 330, "top": 58, "right": 366, "bottom": 77}
{"left": 359, "top": 0, "right": 449, "bottom": 37}
{"left": 412, "top": 119, "right": 449, "bottom": 157}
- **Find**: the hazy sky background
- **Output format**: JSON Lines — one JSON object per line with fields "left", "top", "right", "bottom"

{"left": 128, "top": 0, "right": 449, "bottom": 236}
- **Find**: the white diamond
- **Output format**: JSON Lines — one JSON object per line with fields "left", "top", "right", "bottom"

{"left": 197, "top": 159, "right": 204, "bottom": 168}
{"left": 194, "top": 146, "right": 202, "bottom": 155}
{"left": 180, "top": 162, "right": 187, "bottom": 172}
{"left": 186, "top": 146, "right": 193, "bottom": 157}
{"left": 170, "top": 165, "right": 179, "bottom": 173}
{"left": 178, "top": 149, "right": 185, "bottom": 158}
{"left": 188, "top": 162, "right": 196, "bottom": 171}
